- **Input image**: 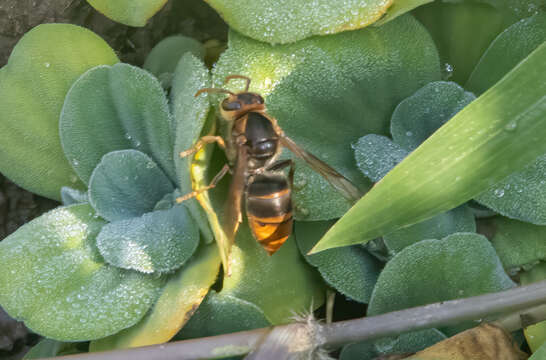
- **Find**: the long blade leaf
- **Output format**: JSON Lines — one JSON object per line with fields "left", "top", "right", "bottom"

{"left": 311, "top": 42, "right": 546, "bottom": 253}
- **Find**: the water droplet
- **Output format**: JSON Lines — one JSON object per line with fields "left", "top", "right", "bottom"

{"left": 297, "top": 206, "right": 310, "bottom": 218}
{"left": 125, "top": 133, "right": 132, "bottom": 140}
{"left": 44, "top": 62, "right": 51, "bottom": 68}
{"left": 494, "top": 188, "right": 505, "bottom": 198}
{"left": 504, "top": 121, "right": 518, "bottom": 131}
{"left": 405, "top": 131, "right": 413, "bottom": 137}
{"left": 455, "top": 176, "right": 461, "bottom": 182}
{"left": 72, "top": 159, "right": 79, "bottom": 166}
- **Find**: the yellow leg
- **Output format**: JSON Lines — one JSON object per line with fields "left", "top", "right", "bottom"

{"left": 179, "top": 136, "right": 226, "bottom": 158}
{"left": 176, "top": 164, "right": 230, "bottom": 203}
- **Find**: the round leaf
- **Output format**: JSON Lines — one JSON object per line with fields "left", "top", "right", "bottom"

{"left": 221, "top": 224, "right": 325, "bottom": 324}
{"left": 89, "top": 150, "right": 174, "bottom": 222}
{"left": 467, "top": 12, "right": 546, "bottom": 94}
{"left": 481, "top": 217, "right": 546, "bottom": 271}
{"left": 353, "top": 134, "right": 409, "bottom": 182}
{"left": 60, "top": 63, "right": 175, "bottom": 185}
{"left": 390, "top": 81, "right": 476, "bottom": 152}
{"left": 296, "top": 221, "right": 381, "bottom": 303}
{"left": 368, "top": 233, "right": 515, "bottom": 335}
{"left": 530, "top": 342, "right": 546, "bottom": 360}
{"left": 97, "top": 204, "right": 199, "bottom": 273}
{"left": 90, "top": 244, "right": 220, "bottom": 350}
{"left": 0, "top": 24, "right": 118, "bottom": 200}
{"left": 0, "top": 204, "right": 162, "bottom": 341}
{"left": 86, "top": 0, "right": 168, "bottom": 27}
{"left": 384, "top": 205, "right": 476, "bottom": 254}
{"left": 205, "top": 0, "right": 393, "bottom": 44}
{"left": 476, "top": 154, "right": 546, "bottom": 225}
{"left": 176, "top": 290, "right": 270, "bottom": 340}
{"left": 143, "top": 36, "right": 205, "bottom": 83}
{"left": 214, "top": 16, "right": 441, "bottom": 220}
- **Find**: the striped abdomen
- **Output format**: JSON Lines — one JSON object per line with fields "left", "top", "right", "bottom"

{"left": 246, "top": 173, "right": 293, "bottom": 255}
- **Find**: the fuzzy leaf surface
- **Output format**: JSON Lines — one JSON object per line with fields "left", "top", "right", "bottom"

{"left": 89, "top": 150, "right": 174, "bottom": 222}
{"left": 0, "top": 204, "right": 162, "bottom": 341}
{"left": 0, "top": 24, "right": 118, "bottom": 200}
{"left": 86, "top": 0, "right": 167, "bottom": 27}
{"left": 313, "top": 42, "right": 546, "bottom": 252}
{"left": 60, "top": 63, "right": 175, "bottom": 185}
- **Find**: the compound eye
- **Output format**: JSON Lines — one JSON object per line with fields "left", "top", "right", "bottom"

{"left": 222, "top": 100, "right": 242, "bottom": 111}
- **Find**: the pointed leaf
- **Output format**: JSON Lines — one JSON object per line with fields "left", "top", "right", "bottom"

{"left": 89, "top": 150, "right": 174, "bottom": 222}
{"left": 214, "top": 16, "right": 440, "bottom": 220}
{"left": 60, "top": 63, "right": 175, "bottom": 185}
{"left": 0, "top": 24, "right": 118, "bottom": 200}
{"left": 97, "top": 205, "right": 199, "bottom": 273}
{"left": 0, "top": 204, "right": 162, "bottom": 341}
{"left": 368, "top": 233, "right": 515, "bottom": 335}
{"left": 205, "top": 0, "right": 393, "bottom": 44}
{"left": 86, "top": 0, "right": 168, "bottom": 27}
{"left": 313, "top": 42, "right": 546, "bottom": 252}
{"left": 221, "top": 224, "right": 325, "bottom": 324}
{"left": 480, "top": 217, "right": 546, "bottom": 271}
{"left": 296, "top": 220, "right": 381, "bottom": 303}
{"left": 373, "top": 0, "right": 433, "bottom": 26}
{"left": 176, "top": 290, "right": 270, "bottom": 340}
{"left": 90, "top": 244, "right": 220, "bottom": 350}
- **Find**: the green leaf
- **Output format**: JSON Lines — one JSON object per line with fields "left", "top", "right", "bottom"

{"left": 530, "top": 342, "right": 546, "bottom": 360}
{"left": 24, "top": 339, "right": 86, "bottom": 359}
{"left": 466, "top": 13, "right": 546, "bottom": 94}
{"left": 97, "top": 204, "right": 199, "bottom": 273}
{"left": 86, "top": 0, "right": 168, "bottom": 27}
{"left": 176, "top": 290, "right": 270, "bottom": 340}
{"left": 475, "top": 154, "right": 546, "bottom": 224}
{"left": 90, "top": 244, "right": 220, "bottom": 350}
{"left": 374, "top": 0, "right": 433, "bottom": 26}
{"left": 480, "top": 217, "right": 546, "bottom": 271}
{"left": 221, "top": 223, "right": 325, "bottom": 324}
{"left": 0, "top": 24, "right": 118, "bottom": 200}
{"left": 368, "top": 233, "right": 515, "bottom": 335}
{"left": 205, "top": 0, "right": 393, "bottom": 44}
{"left": 89, "top": 150, "right": 174, "bottom": 222}
{"left": 60, "top": 187, "right": 88, "bottom": 206}
{"left": 295, "top": 220, "right": 381, "bottom": 303}
{"left": 468, "top": 14, "right": 546, "bottom": 223}
{"left": 413, "top": 0, "right": 542, "bottom": 84}
{"left": 353, "top": 134, "right": 409, "bottom": 182}
{"left": 390, "top": 81, "right": 476, "bottom": 152}
{"left": 521, "top": 262, "right": 546, "bottom": 353}
{"left": 60, "top": 63, "right": 175, "bottom": 185}
{"left": 312, "top": 42, "right": 546, "bottom": 252}
{"left": 214, "top": 16, "right": 440, "bottom": 220}
{"left": 0, "top": 204, "right": 162, "bottom": 341}
{"left": 384, "top": 205, "right": 476, "bottom": 254}
{"left": 143, "top": 36, "right": 205, "bottom": 84}
{"left": 171, "top": 53, "right": 215, "bottom": 244}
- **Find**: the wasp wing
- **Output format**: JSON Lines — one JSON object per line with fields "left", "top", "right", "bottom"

{"left": 223, "top": 143, "right": 248, "bottom": 245}
{"left": 280, "top": 135, "right": 361, "bottom": 202}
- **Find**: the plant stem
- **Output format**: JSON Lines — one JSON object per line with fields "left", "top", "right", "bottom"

{"left": 51, "top": 280, "right": 546, "bottom": 360}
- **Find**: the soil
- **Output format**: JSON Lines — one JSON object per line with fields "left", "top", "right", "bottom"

{"left": 0, "top": 1, "right": 227, "bottom": 358}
